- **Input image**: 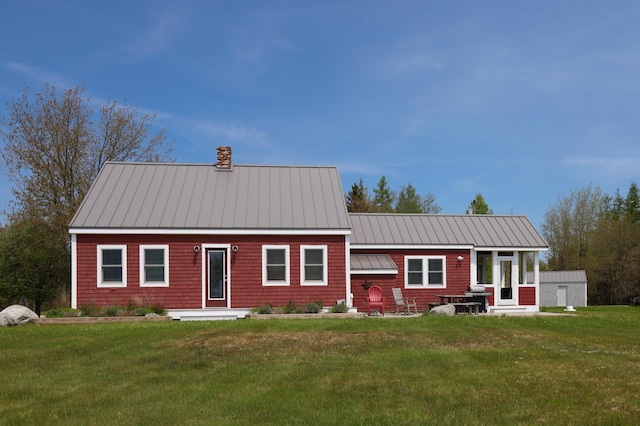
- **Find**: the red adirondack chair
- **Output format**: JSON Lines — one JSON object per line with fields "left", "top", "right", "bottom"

{"left": 366, "top": 285, "right": 386, "bottom": 316}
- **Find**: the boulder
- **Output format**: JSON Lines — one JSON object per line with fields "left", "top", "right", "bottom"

{"left": 430, "top": 304, "right": 456, "bottom": 316}
{"left": 0, "top": 305, "right": 39, "bottom": 326}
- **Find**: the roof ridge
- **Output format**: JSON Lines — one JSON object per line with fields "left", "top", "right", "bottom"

{"left": 104, "top": 161, "right": 338, "bottom": 169}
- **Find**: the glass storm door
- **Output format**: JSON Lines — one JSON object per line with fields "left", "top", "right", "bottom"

{"left": 498, "top": 259, "right": 514, "bottom": 305}
{"left": 206, "top": 249, "right": 227, "bottom": 307}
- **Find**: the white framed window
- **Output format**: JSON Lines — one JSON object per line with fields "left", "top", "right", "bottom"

{"left": 262, "top": 245, "right": 290, "bottom": 286}
{"left": 405, "top": 256, "right": 446, "bottom": 288}
{"left": 97, "top": 245, "right": 127, "bottom": 287}
{"left": 300, "top": 245, "right": 328, "bottom": 286}
{"left": 139, "top": 245, "right": 169, "bottom": 287}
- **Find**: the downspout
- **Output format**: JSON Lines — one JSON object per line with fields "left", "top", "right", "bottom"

{"left": 345, "top": 234, "right": 352, "bottom": 308}
{"left": 70, "top": 234, "right": 77, "bottom": 309}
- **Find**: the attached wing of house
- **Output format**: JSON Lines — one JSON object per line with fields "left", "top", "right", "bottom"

{"left": 349, "top": 213, "right": 548, "bottom": 313}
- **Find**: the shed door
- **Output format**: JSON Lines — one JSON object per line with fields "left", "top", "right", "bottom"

{"left": 206, "top": 249, "right": 227, "bottom": 307}
{"left": 557, "top": 286, "right": 567, "bottom": 307}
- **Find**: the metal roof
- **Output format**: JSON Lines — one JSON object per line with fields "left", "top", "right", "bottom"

{"left": 349, "top": 213, "right": 548, "bottom": 249}
{"left": 528, "top": 270, "right": 587, "bottom": 283}
{"left": 351, "top": 254, "right": 398, "bottom": 272}
{"left": 70, "top": 162, "right": 351, "bottom": 231}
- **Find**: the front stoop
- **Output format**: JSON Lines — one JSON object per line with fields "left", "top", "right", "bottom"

{"left": 168, "top": 309, "right": 251, "bottom": 321}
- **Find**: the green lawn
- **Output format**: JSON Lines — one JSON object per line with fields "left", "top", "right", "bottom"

{"left": 1, "top": 307, "right": 639, "bottom": 425}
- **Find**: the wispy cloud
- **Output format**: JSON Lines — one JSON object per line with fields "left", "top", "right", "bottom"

{"left": 158, "top": 113, "right": 271, "bottom": 151}
{"left": 561, "top": 157, "right": 640, "bottom": 180}
{"left": 125, "top": 6, "right": 188, "bottom": 57}
{"left": 5, "top": 62, "right": 72, "bottom": 87}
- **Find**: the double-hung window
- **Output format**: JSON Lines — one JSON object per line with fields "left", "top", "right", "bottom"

{"left": 98, "top": 245, "right": 127, "bottom": 287}
{"left": 140, "top": 245, "right": 169, "bottom": 287}
{"left": 405, "top": 256, "right": 446, "bottom": 288}
{"left": 263, "top": 245, "right": 290, "bottom": 286}
{"left": 300, "top": 245, "right": 328, "bottom": 286}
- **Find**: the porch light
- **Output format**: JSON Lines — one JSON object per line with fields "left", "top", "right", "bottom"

{"left": 457, "top": 255, "right": 464, "bottom": 262}
{"left": 232, "top": 245, "right": 239, "bottom": 253}
{"left": 194, "top": 245, "right": 200, "bottom": 253}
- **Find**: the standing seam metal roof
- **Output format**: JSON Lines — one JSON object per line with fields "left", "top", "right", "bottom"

{"left": 349, "top": 213, "right": 548, "bottom": 248}
{"left": 527, "top": 270, "right": 587, "bottom": 283}
{"left": 69, "top": 162, "right": 351, "bottom": 230}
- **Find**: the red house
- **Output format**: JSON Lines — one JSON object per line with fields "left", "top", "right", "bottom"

{"left": 69, "top": 147, "right": 547, "bottom": 319}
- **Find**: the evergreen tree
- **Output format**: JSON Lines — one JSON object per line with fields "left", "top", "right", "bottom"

{"left": 395, "top": 183, "right": 442, "bottom": 213}
{"left": 372, "top": 176, "right": 395, "bottom": 212}
{"left": 395, "top": 183, "right": 422, "bottom": 213}
{"left": 345, "top": 178, "right": 370, "bottom": 212}
{"left": 467, "top": 193, "right": 493, "bottom": 214}
{"left": 624, "top": 182, "right": 640, "bottom": 222}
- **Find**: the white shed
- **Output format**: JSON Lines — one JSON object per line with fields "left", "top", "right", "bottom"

{"left": 528, "top": 270, "right": 588, "bottom": 307}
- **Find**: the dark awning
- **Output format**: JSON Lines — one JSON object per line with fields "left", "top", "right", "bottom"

{"left": 350, "top": 254, "right": 398, "bottom": 274}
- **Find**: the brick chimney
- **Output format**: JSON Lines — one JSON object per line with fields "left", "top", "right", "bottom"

{"left": 216, "top": 146, "right": 232, "bottom": 170}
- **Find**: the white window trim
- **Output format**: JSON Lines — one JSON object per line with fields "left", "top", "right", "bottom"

{"left": 97, "top": 244, "right": 127, "bottom": 288}
{"left": 139, "top": 244, "right": 169, "bottom": 287}
{"left": 262, "top": 245, "right": 290, "bottom": 286}
{"left": 404, "top": 255, "right": 447, "bottom": 289}
{"left": 300, "top": 245, "right": 328, "bottom": 286}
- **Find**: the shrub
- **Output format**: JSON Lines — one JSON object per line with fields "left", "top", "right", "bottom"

{"left": 330, "top": 303, "right": 348, "bottom": 313}
{"left": 44, "top": 308, "right": 83, "bottom": 318}
{"left": 133, "top": 307, "right": 153, "bottom": 316}
{"left": 150, "top": 304, "right": 167, "bottom": 316}
{"left": 282, "top": 300, "right": 298, "bottom": 314}
{"left": 43, "top": 308, "right": 62, "bottom": 318}
{"left": 102, "top": 306, "right": 120, "bottom": 317}
{"left": 255, "top": 305, "right": 273, "bottom": 314}
{"left": 79, "top": 304, "right": 102, "bottom": 317}
{"left": 304, "top": 303, "right": 322, "bottom": 314}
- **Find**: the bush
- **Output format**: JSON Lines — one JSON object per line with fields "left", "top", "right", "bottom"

{"left": 282, "top": 300, "right": 298, "bottom": 314}
{"left": 80, "top": 304, "right": 102, "bottom": 317}
{"left": 304, "top": 303, "right": 322, "bottom": 314}
{"left": 330, "top": 303, "right": 348, "bottom": 313}
{"left": 150, "top": 304, "right": 167, "bottom": 316}
{"left": 133, "top": 307, "right": 153, "bottom": 316}
{"left": 43, "top": 308, "right": 83, "bottom": 318}
{"left": 254, "top": 305, "right": 273, "bottom": 314}
{"left": 102, "top": 306, "right": 120, "bottom": 317}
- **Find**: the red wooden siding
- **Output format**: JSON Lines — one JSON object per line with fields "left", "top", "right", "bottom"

{"left": 350, "top": 249, "right": 471, "bottom": 312}
{"left": 518, "top": 286, "right": 536, "bottom": 305}
{"left": 76, "top": 234, "right": 347, "bottom": 309}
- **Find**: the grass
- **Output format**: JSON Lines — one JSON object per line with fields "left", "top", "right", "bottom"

{"left": 1, "top": 307, "right": 639, "bottom": 425}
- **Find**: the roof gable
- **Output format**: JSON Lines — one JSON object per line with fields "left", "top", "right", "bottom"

{"left": 349, "top": 213, "right": 548, "bottom": 249}
{"left": 70, "top": 162, "right": 351, "bottom": 231}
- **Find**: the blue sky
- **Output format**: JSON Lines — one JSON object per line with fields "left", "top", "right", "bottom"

{"left": 1, "top": 0, "right": 640, "bottom": 230}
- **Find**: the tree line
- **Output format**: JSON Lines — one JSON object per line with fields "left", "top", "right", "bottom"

{"left": 541, "top": 182, "right": 640, "bottom": 304}
{"left": 345, "top": 176, "right": 493, "bottom": 215}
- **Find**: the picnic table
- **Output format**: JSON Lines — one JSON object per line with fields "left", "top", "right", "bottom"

{"left": 435, "top": 294, "right": 488, "bottom": 315}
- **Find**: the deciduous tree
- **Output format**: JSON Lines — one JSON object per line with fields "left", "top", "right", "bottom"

{"left": 0, "top": 219, "right": 69, "bottom": 315}
{"left": 541, "top": 184, "right": 605, "bottom": 271}
{"left": 0, "top": 83, "right": 174, "bottom": 306}
{"left": 0, "top": 83, "right": 174, "bottom": 236}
